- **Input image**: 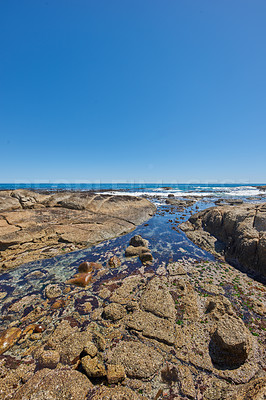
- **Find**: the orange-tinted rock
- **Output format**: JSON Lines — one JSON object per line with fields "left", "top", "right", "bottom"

{"left": 78, "top": 261, "right": 102, "bottom": 273}
{"left": 0, "top": 327, "right": 22, "bottom": 355}
{"left": 78, "top": 261, "right": 93, "bottom": 273}
{"left": 66, "top": 272, "right": 92, "bottom": 287}
{"left": 51, "top": 298, "right": 66, "bottom": 310}
{"left": 34, "top": 324, "right": 45, "bottom": 333}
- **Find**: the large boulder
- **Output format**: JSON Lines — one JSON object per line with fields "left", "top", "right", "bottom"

{"left": 180, "top": 203, "right": 266, "bottom": 277}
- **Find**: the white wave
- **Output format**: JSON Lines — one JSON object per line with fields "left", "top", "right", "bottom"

{"left": 97, "top": 187, "right": 263, "bottom": 199}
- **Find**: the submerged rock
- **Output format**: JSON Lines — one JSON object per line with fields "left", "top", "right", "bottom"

{"left": 0, "top": 327, "right": 22, "bottom": 355}
{"left": 108, "top": 255, "right": 121, "bottom": 268}
{"left": 66, "top": 272, "right": 93, "bottom": 287}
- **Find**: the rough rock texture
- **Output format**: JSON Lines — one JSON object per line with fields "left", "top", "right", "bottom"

{"left": 166, "top": 198, "right": 195, "bottom": 208}
{"left": 109, "top": 341, "right": 163, "bottom": 379}
{"left": 0, "top": 190, "right": 156, "bottom": 269}
{"left": 179, "top": 203, "right": 266, "bottom": 276}
{"left": 12, "top": 368, "right": 92, "bottom": 400}
{"left": 209, "top": 315, "right": 251, "bottom": 369}
{"left": 106, "top": 364, "right": 126, "bottom": 384}
{"left": 0, "top": 257, "right": 265, "bottom": 399}
{"left": 103, "top": 303, "right": 127, "bottom": 321}
{"left": 86, "top": 386, "right": 145, "bottom": 399}
{"left": 81, "top": 356, "right": 106, "bottom": 378}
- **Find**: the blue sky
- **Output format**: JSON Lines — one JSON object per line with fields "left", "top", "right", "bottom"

{"left": 0, "top": 0, "right": 265, "bottom": 183}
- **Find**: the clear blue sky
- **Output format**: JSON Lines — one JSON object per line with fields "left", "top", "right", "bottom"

{"left": 0, "top": 0, "right": 265, "bottom": 183}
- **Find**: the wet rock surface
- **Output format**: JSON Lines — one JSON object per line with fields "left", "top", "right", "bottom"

{"left": 180, "top": 202, "right": 266, "bottom": 277}
{"left": 0, "top": 189, "right": 156, "bottom": 270}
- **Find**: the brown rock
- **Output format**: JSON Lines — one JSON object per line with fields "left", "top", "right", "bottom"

{"left": 140, "top": 277, "right": 176, "bottom": 319}
{"left": 12, "top": 368, "right": 93, "bottom": 400}
{"left": 78, "top": 261, "right": 93, "bottom": 273}
{"left": 44, "top": 284, "right": 62, "bottom": 299}
{"left": 0, "top": 191, "right": 156, "bottom": 270}
{"left": 36, "top": 350, "right": 60, "bottom": 369}
{"left": 81, "top": 356, "right": 106, "bottom": 378}
{"left": 109, "top": 341, "right": 163, "bottom": 379}
{"left": 177, "top": 365, "right": 196, "bottom": 398}
{"left": 103, "top": 303, "right": 127, "bottom": 321}
{"left": 0, "top": 327, "right": 22, "bottom": 355}
{"left": 84, "top": 342, "right": 98, "bottom": 358}
{"left": 125, "top": 245, "right": 149, "bottom": 257}
{"left": 179, "top": 203, "right": 266, "bottom": 276}
{"left": 87, "top": 386, "right": 145, "bottom": 399}
{"left": 139, "top": 251, "right": 153, "bottom": 263}
{"left": 66, "top": 272, "right": 92, "bottom": 287}
{"left": 107, "top": 364, "right": 126, "bottom": 384}
{"left": 108, "top": 255, "right": 121, "bottom": 268}
{"left": 125, "top": 310, "right": 176, "bottom": 345}
{"left": 210, "top": 315, "right": 251, "bottom": 369}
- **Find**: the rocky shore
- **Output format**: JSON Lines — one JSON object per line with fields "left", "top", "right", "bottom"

{"left": 0, "top": 194, "right": 265, "bottom": 399}
{"left": 0, "top": 244, "right": 265, "bottom": 399}
{"left": 179, "top": 202, "right": 266, "bottom": 278}
{"left": 0, "top": 190, "right": 156, "bottom": 270}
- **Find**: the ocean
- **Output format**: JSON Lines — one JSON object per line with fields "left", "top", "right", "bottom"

{"left": 0, "top": 183, "right": 265, "bottom": 203}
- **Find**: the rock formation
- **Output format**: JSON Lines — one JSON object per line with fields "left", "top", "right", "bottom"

{"left": 180, "top": 203, "right": 266, "bottom": 277}
{"left": 0, "top": 190, "right": 156, "bottom": 269}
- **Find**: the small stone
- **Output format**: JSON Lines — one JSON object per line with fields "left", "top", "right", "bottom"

{"left": 44, "top": 284, "right": 62, "bottom": 299}
{"left": 107, "top": 364, "right": 126, "bottom": 384}
{"left": 139, "top": 252, "right": 153, "bottom": 263}
{"left": 103, "top": 303, "right": 127, "bottom": 321}
{"left": 81, "top": 356, "right": 106, "bottom": 378}
{"left": 78, "top": 261, "right": 93, "bottom": 273}
{"left": 51, "top": 298, "right": 66, "bottom": 310}
{"left": 108, "top": 256, "right": 121, "bottom": 268}
{"left": 0, "top": 327, "right": 22, "bottom": 355}
{"left": 125, "top": 245, "right": 149, "bottom": 257}
{"left": 129, "top": 235, "right": 149, "bottom": 248}
{"left": 84, "top": 342, "right": 98, "bottom": 358}
{"left": 34, "top": 324, "right": 45, "bottom": 333}
{"left": 30, "top": 333, "right": 42, "bottom": 341}
{"left": 37, "top": 350, "right": 60, "bottom": 369}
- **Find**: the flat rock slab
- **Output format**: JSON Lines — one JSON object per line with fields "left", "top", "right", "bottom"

{"left": 0, "top": 190, "right": 156, "bottom": 269}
